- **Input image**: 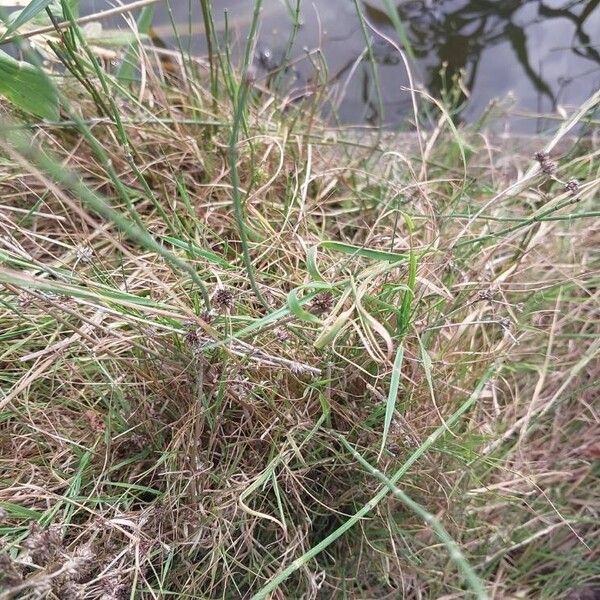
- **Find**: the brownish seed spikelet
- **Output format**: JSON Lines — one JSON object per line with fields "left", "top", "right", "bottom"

{"left": 534, "top": 150, "right": 557, "bottom": 175}
{"left": 309, "top": 291, "right": 335, "bottom": 315}
{"left": 22, "top": 522, "right": 63, "bottom": 566}
{"left": 565, "top": 178, "right": 580, "bottom": 195}
{"left": 212, "top": 287, "right": 235, "bottom": 312}
{"left": 0, "top": 553, "right": 22, "bottom": 587}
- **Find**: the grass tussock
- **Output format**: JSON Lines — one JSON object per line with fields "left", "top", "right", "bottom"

{"left": 0, "top": 12, "right": 599, "bottom": 600}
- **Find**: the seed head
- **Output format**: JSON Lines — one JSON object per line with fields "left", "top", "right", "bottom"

{"left": 22, "top": 523, "right": 62, "bottom": 566}
{"left": 101, "top": 578, "right": 130, "bottom": 600}
{"left": 183, "top": 322, "right": 199, "bottom": 346}
{"left": 276, "top": 328, "right": 291, "bottom": 342}
{"left": 62, "top": 544, "right": 95, "bottom": 581}
{"left": 200, "top": 310, "right": 215, "bottom": 325}
{"left": 59, "top": 581, "right": 85, "bottom": 600}
{"left": 16, "top": 292, "right": 32, "bottom": 308}
{"left": 534, "top": 151, "right": 556, "bottom": 176}
{"left": 213, "top": 288, "right": 235, "bottom": 312}
{"left": 0, "top": 553, "right": 22, "bottom": 587}
{"left": 310, "top": 291, "right": 334, "bottom": 315}
{"left": 290, "top": 361, "right": 309, "bottom": 375}
{"left": 565, "top": 179, "right": 579, "bottom": 195}
{"left": 477, "top": 289, "right": 494, "bottom": 302}
{"left": 75, "top": 245, "right": 94, "bottom": 265}
{"left": 533, "top": 152, "right": 556, "bottom": 175}
{"left": 540, "top": 159, "right": 557, "bottom": 175}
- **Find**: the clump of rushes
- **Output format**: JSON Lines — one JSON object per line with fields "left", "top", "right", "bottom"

{"left": 1, "top": 14, "right": 599, "bottom": 600}
{"left": 534, "top": 150, "right": 557, "bottom": 175}
{"left": 310, "top": 291, "right": 335, "bottom": 315}
{"left": 212, "top": 288, "right": 235, "bottom": 312}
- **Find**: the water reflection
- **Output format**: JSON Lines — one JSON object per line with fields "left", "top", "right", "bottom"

{"left": 80, "top": 0, "right": 600, "bottom": 128}
{"left": 352, "top": 0, "right": 600, "bottom": 124}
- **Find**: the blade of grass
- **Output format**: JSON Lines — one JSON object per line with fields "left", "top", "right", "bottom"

{"left": 0, "top": 0, "right": 54, "bottom": 39}
{"left": 319, "top": 240, "right": 412, "bottom": 263}
{"left": 228, "top": 0, "right": 269, "bottom": 308}
{"left": 378, "top": 343, "right": 404, "bottom": 460}
{"left": 380, "top": 0, "right": 415, "bottom": 61}
{"left": 116, "top": 3, "right": 156, "bottom": 84}
{"left": 398, "top": 213, "right": 417, "bottom": 335}
{"left": 352, "top": 0, "right": 385, "bottom": 127}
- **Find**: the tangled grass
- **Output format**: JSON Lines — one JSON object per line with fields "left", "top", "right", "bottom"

{"left": 0, "top": 19, "right": 599, "bottom": 600}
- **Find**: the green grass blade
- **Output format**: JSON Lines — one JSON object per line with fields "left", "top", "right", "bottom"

{"left": 319, "top": 240, "right": 410, "bottom": 263}
{"left": 378, "top": 344, "right": 404, "bottom": 460}
{"left": 1, "top": 0, "right": 54, "bottom": 38}
{"left": 0, "top": 49, "right": 58, "bottom": 119}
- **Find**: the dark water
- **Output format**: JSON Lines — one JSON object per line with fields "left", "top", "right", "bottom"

{"left": 86, "top": 0, "right": 600, "bottom": 130}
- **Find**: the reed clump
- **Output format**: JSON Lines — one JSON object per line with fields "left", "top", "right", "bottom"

{"left": 0, "top": 9, "right": 599, "bottom": 599}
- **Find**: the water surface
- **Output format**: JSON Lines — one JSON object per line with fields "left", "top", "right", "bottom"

{"left": 84, "top": 0, "right": 600, "bottom": 130}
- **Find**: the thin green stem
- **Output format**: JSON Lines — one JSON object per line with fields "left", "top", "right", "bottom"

{"left": 228, "top": 0, "right": 269, "bottom": 309}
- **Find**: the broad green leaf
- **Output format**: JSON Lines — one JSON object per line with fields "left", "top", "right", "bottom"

{"left": 0, "top": 49, "right": 58, "bottom": 119}
{"left": 1, "top": 0, "right": 55, "bottom": 38}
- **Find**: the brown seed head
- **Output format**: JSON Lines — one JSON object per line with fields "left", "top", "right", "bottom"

{"left": 310, "top": 291, "right": 334, "bottom": 315}
{"left": 534, "top": 151, "right": 557, "bottom": 176}
{"left": 22, "top": 523, "right": 62, "bottom": 566}
{"left": 200, "top": 310, "right": 215, "bottom": 324}
{"left": 540, "top": 158, "right": 557, "bottom": 175}
{"left": 184, "top": 322, "right": 199, "bottom": 346}
{"left": 477, "top": 289, "right": 494, "bottom": 302}
{"left": 565, "top": 179, "right": 580, "bottom": 195}
{"left": 213, "top": 288, "right": 235, "bottom": 312}
{"left": 0, "top": 553, "right": 22, "bottom": 587}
